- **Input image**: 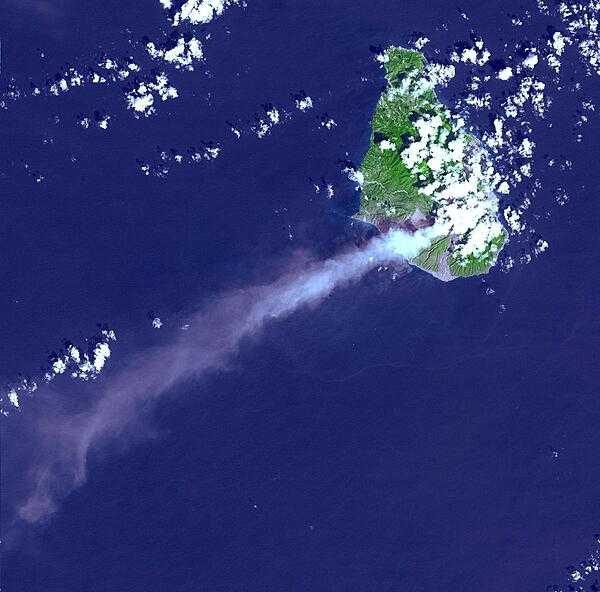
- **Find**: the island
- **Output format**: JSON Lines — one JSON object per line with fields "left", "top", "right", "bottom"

{"left": 355, "top": 47, "right": 508, "bottom": 280}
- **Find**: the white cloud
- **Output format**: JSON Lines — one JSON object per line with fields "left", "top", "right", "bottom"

{"left": 295, "top": 96, "right": 313, "bottom": 111}
{"left": 344, "top": 166, "right": 364, "bottom": 189}
{"left": 504, "top": 206, "right": 524, "bottom": 232}
{"left": 7, "top": 389, "right": 19, "bottom": 408}
{"left": 321, "top": 118, "right": 337, "bottom": 130}
{"left": 52, "top": 358, "right": 67, "bottom": 374}
{"left": 266, "top": 107, "right": 280, "bottom": 124}
{"left": 128, "top": 90, "right": 155, "bottom": 115}
{"left": 1, "top": 330, "right": 117, "bottom": 416}
{"left": 146, "top": 37, "right": 203, "bottom": 70}
{"left": 125, "top": 73, "right": 179, "bottom": 117}
{"left": 414, "top": 37, "right": 430, "bottom": 50}
{"left": 170, "top": 0, "right": 240, "bottom": 26}
{"left": 93, "top": 343, "right": 111, "bottom": 372}
{"left": 522, "top": 52, "right": 539, "bottom": 68}
{"left": 379, "top": 139, "right": 396, "bottom": 151}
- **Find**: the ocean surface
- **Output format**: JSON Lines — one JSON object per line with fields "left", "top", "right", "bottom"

{"left": 2, "top": 1, "right": 600, "bottom": 590}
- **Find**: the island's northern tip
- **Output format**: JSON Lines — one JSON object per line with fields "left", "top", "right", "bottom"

{"left": 353, "top": 46, "right": 508, "bottom": 280}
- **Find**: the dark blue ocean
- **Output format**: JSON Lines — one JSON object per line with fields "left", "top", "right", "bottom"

{"left": 2, "top": 1, "right": 600, "bottom": 590}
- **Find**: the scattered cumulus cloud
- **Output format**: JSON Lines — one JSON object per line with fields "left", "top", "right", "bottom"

{"left": 1, "top": 329, "right": 117, "bottom": 416}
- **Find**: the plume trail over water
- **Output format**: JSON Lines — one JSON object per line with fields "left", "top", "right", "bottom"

{"left": 11, "top": 228, "right": 436, "bottom": 527}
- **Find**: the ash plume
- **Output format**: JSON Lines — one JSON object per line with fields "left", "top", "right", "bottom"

{"left": 10, "top": 228, "right": 437, "bottom": 527}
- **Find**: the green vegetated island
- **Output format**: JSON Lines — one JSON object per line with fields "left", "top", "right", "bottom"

{"left": 355, "top": 47, "right": 508, "bottom": 280}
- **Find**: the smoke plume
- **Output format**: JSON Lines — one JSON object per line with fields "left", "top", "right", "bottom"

{"left": 12, "top": 228, "right": 436, "bottom": 526}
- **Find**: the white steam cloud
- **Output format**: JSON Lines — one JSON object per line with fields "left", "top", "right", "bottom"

{"left": 12, "top": 228, "right": 436, "bottom": 526}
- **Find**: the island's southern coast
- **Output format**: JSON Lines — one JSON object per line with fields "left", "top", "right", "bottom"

{"left": 355, "top": 47, "right": 508, "bottom": 280}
